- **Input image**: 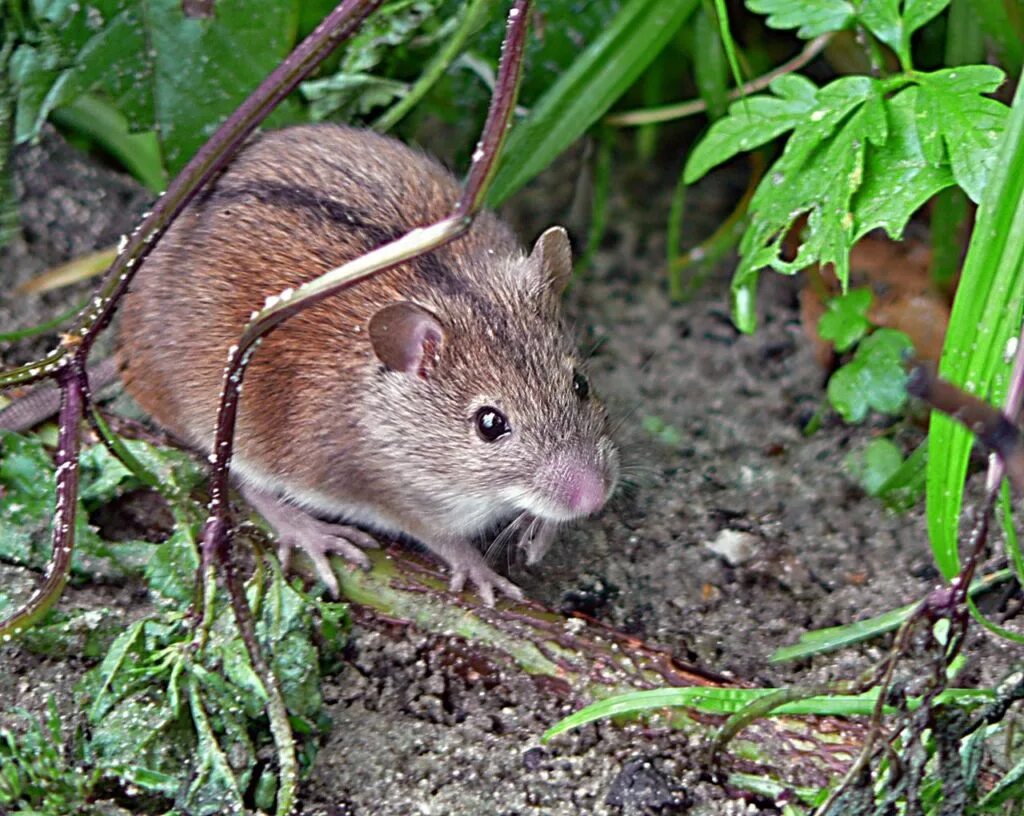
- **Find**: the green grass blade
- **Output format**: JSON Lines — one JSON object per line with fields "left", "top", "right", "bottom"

{"left": 926, "top": 70, "right": 1024, "bottom": 577}
{"left": 542, "top": 686, "right": 994, "bottom": 741}
{"left": 771, "top": 568, "right": 1014, "bottom": 661}
{"left": 486, "top": 0, "right": 698, "bottom": 206}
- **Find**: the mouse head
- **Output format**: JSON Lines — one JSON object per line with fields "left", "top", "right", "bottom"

{"left": 365, "top": 226, "right": 619, "bottom": 554}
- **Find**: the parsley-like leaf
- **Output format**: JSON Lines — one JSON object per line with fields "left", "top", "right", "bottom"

{"left": 745, "top": 0, "right": 855, "bottom": 38}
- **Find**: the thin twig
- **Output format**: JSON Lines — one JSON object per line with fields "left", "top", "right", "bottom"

{"left": 604, "top": 34, "right": 830, "bottom": 127}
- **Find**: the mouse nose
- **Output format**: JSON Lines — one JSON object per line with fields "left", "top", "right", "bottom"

{"left": 539, "top": 455, "right": 613, "bottom": 518}
{"left": 565, "top": 467, "right": 608, "bottom": 515}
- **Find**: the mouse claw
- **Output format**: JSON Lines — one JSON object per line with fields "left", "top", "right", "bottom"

{"left": 276, "top": 519, "right": 380, "bottom": 597}
{"left": 448, "top": 564, "right": 523, "bottom": 607}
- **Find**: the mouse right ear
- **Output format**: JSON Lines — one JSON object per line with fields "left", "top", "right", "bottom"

{"left": 528, "top": 226, "right": 573, "bottom": 301}
{"left": 369, "top": 302, "right": 445, "bottom": 379}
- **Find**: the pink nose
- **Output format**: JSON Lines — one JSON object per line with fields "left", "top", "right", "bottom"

{"left": 565, "top": 467, "right": 608, "bottom": 515}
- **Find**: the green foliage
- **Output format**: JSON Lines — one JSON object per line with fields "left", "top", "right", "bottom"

{"left": 845, "top": 436, "right": 904, "bottom": 495}
{"left": 0, "top": 430, "right": 203, "bottom": 586}
{"left": 301, "top": 0, "right": 451, "bottom": 121}
{"left": 487, "top": 0, "right": 698, "bottom": 204}
{"left": 817, "top": 287, "right": 871, "bottom": 352}
{"left": 76, "top": 535, "right": 346, "bottom": 813}
{"left": 0, "top": 700, "right": 98, "bottom": 814}
{"left": 826, "top": 328, "right": 913, "bottom": 423}
{"left": 684, "top": 0, "right": 1009, "bottom": 332}
{"left": 0, "top": 431, "right": 349, "bottom": 810}
{"left": 642, "top": 415, "right": 684, "bottom": 447}
{"left": 926, "top": 76, "right": 1024, "bottom": 579}
{"left": 7, "top": 0, "right": 300, "bottom": 178}
{"left": 543, "top": 684, "right": 993, "bottom": 741}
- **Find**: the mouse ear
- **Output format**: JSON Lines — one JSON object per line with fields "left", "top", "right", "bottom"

{"left": 369, "top": 302, "right": 445, "bottom": 378}
{"left": 528, "top": 226, "right": 573, "bottom": 300}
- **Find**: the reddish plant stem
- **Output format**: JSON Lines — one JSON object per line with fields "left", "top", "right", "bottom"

{"left": 0, "top": 364, "right": 83, "bottom": 637}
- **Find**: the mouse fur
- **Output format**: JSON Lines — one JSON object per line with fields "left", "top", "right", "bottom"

{"left": 117, "top": 123, "right": 619, "bottom": 602}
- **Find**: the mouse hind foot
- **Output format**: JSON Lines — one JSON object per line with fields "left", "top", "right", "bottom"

{"left": 240, "top": 483, "right": 379, "bottom": 597}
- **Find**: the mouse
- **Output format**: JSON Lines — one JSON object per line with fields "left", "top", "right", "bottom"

{"left": 107, "top": 123, "right": 619, "bottom": 604}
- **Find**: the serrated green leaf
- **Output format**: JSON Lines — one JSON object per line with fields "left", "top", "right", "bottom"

{"left": 745, "top": 0, "right": 855, "bottom": 37}
{"left": 827, "top": 329, "right": 913, "bottom": 422}
{"left": 145, "top": 526, "right": 200, "bottom": 603}
{"left": 818, "top": 288, "right": 872, "bottom": 351}
{"left": 731, "top": 77, "right": 881, "bottom": 302}
{"left": 684, "top": 74, "right": 819, "bottom": 182}
{"left": 851, "top": 86, "right": 954, "bottom": 239}
{"left": 859, "top": 0, "right": 903, "bottom": 57}
{"left": 915, "top": 66, "right": 1008, "bottom": 202}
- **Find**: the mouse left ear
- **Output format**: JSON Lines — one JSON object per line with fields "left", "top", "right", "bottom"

{"left": 369, "top": 302, "right": 445, "bottom": 379}
{"left": 528, "top": 226, "right": 573, "bottom": 300}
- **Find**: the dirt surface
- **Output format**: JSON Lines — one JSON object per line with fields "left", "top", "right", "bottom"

{"left": 0, "top": 130, "right": 1016, "bottom": 815}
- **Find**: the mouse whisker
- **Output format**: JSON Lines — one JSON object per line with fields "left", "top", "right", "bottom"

{"left": 485, "top": 511, "right": 530, "bottom": 565}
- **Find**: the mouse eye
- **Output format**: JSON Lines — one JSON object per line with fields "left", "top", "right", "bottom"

{"left": 572, "top": 370, "right": 590, "bottom": 401}
{"left": 474, "top": 406, "right": 511, "bottom": 442}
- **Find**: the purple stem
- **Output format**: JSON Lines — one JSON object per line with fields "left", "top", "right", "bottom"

{"left": 986, "top": 323, "right": 1024, "bottom": 491}
{"left": 0, "top": 364, "right": 83, "bottom": 637}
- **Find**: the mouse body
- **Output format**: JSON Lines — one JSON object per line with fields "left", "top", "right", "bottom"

{"left": 117, "top": 124, "right": 619, "bottom": 602}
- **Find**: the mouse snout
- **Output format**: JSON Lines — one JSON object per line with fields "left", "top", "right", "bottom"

{"left": 536, "top": 450, "right": 616, "bottom": 520}
{"left": 566, "top": 466, "right": 607, "bottom": 515}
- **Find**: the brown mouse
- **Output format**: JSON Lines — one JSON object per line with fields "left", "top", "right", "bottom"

{"left": 116, "top": 123, "right": 619, "bottom": 603}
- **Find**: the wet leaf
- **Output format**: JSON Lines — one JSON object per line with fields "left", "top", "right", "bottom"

{"left": 915, "top": 66, "right": 1008, "bottom": 203}
{"left": 745, "top": 0, "right": 855, "bottom": 38}
{"left": 845, "top": 437, "right": 904, "bottom": 495}
{"left": 10, "top": 0, "right": 299, "bottom": 175}
{"left": 827, "top": 328, "right": 913, "bottom": 422}
{"left": 818, "top": 288, "right": 872, "bottom": 352}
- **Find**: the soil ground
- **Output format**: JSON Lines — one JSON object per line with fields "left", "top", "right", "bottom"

{"left": 0, "top": 129, "right": 1017, "bottom": 815}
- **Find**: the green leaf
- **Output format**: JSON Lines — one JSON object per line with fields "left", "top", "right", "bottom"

{"left": 845, "top": 437, "right": 904, "bottom": 495}
{"left": 850, "top": 86, "right": 954, "bottom": 240}
{"left": 903, "top": 0, "right": 952, "bottom": 39}
{"left": 859, "top": 0, "right": 905, "bottom": 59}
{"left": 543, "top": 685, "right": 993, "bottom": 740}
{"left": 874, "top": 438, "right": 928, "bottom": 510}
{"left": 818, "top": 288, "right": 872, "bottom": 351}
{"left": 146, "top": 0, "right": 300, "bottom": 174}
{"left": 915, "top": 66, "right": 1008, "bottom": 203}
{"left": 684, "top": 73, "right": 819, "bottom": 182}
{"left": 11, "top": 0, "right": 300, "bottom": 176}
{"left": 300, "top": 0, "right": 442, "bottom": 121}
{"left": 730, "top": 76, "right": 882, "bottom": 311}
{"left": 745, "top": 0, "right": 855, "bottom": 38}
{"left": 488, "top": 0, "right": 698, "bottom": 205}
{"left": 827, "top": 329, "right": 913, "bottom": 422}
{"left": 927, "top": 72, "right": 1024, "bottom": 578}
{"left": 145, "top": 525, "right": 200, "bottom": 604}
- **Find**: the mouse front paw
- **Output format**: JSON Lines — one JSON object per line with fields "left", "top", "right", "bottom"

{"left": 445, "top": 554, "right": 524, "bottom": 607}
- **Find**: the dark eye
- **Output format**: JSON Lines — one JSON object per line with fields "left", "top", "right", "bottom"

{"left": 572, "top": 370, "right": 590, "bottom": 400}
{"left": 474, "top": 406, "right": 510, "bottom": 442}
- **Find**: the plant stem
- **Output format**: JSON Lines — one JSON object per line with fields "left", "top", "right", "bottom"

{"left": 605, "top": 34, "right": 829, "bottom": 127}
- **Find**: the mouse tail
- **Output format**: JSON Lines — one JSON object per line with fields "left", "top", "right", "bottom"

{"left": 0, "top": 356, "right": 120, "bottom": 433}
